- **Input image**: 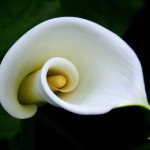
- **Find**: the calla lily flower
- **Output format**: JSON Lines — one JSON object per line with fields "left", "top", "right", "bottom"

{"left": 0, "top": 17, "right": 149, "bottom": 119}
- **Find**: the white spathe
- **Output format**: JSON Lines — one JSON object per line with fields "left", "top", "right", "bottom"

{"left": 0, "top": 17, "right": 149, "bottom": 119}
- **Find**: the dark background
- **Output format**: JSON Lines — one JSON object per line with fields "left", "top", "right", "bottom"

{"left": 0, "top": 0, "right": 150, "bottom": 150}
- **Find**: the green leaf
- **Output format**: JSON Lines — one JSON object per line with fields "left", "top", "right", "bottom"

{"left": 133, "top": 141, "right": 150, "bottom": 150}
{"left": 0, "top": 0, "right": 63, "bottom": 61}
{"left": 0, "top": 105, "right": 20, "bottom": 139}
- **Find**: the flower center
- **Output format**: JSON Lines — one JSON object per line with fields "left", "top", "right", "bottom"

{"left": 47, "top": 75, "right": 67, "bottom": 92}
{"left": 18, "top": 57, "right": 79, "bottom": 105}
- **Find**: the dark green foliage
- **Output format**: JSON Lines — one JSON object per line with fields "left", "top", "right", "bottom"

{"left": 0, "top": 106, "right": 20, "bottom": 139}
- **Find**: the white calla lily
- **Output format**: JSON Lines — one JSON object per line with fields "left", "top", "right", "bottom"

{"left": 0, "top": 17, "right": 149, "bottom": 119}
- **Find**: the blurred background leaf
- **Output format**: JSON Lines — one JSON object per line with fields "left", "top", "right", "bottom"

{"left": 0, "top": 106, "right": 20, "bottom": 140}
{"left": 133, "top": 141, "right": 150, "bottom": 150}
{"left": 0, "top": 0, "right": 63, "bottom": 61}
{"left": 60, "top": 0, "right": 144, "bottom": 35}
